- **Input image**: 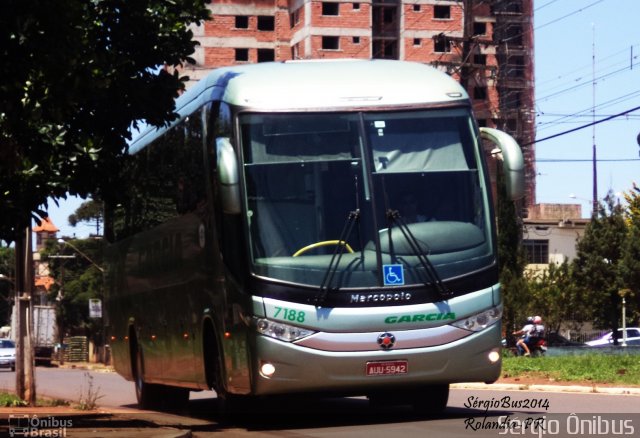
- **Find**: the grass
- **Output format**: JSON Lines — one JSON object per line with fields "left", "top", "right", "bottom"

{"left": 0, "top": 392, "right": 70, "bottom": 408}
{"left": 0, "top": 392, "right": 27, "bottom": 407}
{"left": 502, "top": 351, "right": 640, "bottom": 386}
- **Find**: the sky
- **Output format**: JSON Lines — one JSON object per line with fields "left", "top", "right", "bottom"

{"left": 533, "top": 0, "right": 640, "bottom": 216}
{"left": 45, "top": 0, "right": 640, "bottom": 238}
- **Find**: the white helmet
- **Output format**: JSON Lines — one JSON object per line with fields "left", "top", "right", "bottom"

{"left": 533, "top": 316, "right": 542, "bottom": 324}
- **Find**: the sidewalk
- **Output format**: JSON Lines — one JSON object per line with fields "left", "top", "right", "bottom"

{"left": 451, "top": 381, "right": 640, "bottom": 395}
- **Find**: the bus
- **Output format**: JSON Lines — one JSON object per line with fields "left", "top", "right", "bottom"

{"left": 105, "top": 59, "right": 524, "bottom": 413}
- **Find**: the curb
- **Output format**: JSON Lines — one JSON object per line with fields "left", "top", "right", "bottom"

{"left": 451, "top": 382, "right": 640, "bottom": 395}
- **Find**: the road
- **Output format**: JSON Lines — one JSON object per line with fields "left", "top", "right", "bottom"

{"left": 0, "top": 367, "right": 639, "bottom": 437}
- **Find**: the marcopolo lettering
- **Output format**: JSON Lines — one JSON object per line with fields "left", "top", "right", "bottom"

{"left": 350, "top": 292, "right": 412, "bottom": 303}
{"left": 384, "top": 313, "right": 456, "bottom": 323}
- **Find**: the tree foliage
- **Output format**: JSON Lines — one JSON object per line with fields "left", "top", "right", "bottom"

{"left": 41, "top": 238, "right": 104, "bottom": 343}
{"left": 68, "top": 199, "right": 104, "bottom": 237}
{"left": 620, "top": 184, "right": 640, "bottom": 323}
{"left": 0, "top": 246, "right": 15, "bottom": 326}
{"left": 571, "top": 191, "right": 627, "bottom": 338}
{"left": 525, "top": 261, "right": 585, "bottom": 334}
{"left": 0, "top": 0, "right": 210, "bottom": 242}
{"left": 496, "top": 164, "right": 527, "bottom": 340}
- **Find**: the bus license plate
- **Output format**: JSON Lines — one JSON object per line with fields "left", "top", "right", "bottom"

{"left": 366, "top": 360, "right": 408, "bottom": 376}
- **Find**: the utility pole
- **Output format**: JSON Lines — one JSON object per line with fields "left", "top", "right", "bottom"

{"left": 460, "top": 0, "right": 475, "bottom": 92}
{"left": 48, "top": 253, "right": 75, "bottom": 365}
{"left": 14, "top": 225, "right": 36, "bottom": 405}
{"left": 591, "top": 24, "right": 598, "bottom": 215}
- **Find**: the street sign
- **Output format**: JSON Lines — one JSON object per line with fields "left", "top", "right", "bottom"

{"left": 89, "top": 299, "right": 102, "bottom": 318}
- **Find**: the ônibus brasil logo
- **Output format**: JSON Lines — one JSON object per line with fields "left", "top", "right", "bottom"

{"left": 8, "top": 414, "right": 73, "bottom": 437}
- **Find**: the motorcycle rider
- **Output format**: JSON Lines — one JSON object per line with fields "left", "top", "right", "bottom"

{"left": 525, "top": 316, "right": 545, "bottom": 352}
{"left": 513, "top": 316, "right": 545, "bottom": 356}
{"left": 513, "top": 317, "right": 534, "bottom": 356}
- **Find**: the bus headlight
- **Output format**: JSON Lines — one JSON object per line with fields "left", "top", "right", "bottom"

{"left": 451, "top": 305, "right": 502, "bottom": 332}
{"left": 255, "top": 318, "right": 315, "bottom": 342}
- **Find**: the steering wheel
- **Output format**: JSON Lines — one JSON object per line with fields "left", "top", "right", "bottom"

{"left": 292, "top": 240, "right": 354, "bottom": 257}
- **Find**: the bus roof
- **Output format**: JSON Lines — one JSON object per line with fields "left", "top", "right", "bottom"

{"left": 202, "top": 59, "right": 467, "bottom": 110}
{"left": 130, "top": 60, "right": 469, "bottom": 151}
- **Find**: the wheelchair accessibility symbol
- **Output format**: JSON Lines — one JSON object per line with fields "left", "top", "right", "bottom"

{"left": 383, "top": 264, "right": 404, "bottom": 286}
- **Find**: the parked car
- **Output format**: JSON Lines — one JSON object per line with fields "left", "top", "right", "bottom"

{"left": 0, "top": 339, "right": 16, "bottom": 371}
{"left": 545, "top": 332, "right": 585, "bottom": 347}
{"left": 585, "top": 327, "right": 640, "bottom": 346}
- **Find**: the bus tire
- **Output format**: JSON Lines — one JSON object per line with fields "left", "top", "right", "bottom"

{"left": 202, "top": 321, "right": 246, "bottom": 417}
{"left": 134, "top": 347, "right": 156, "bottom": 409}
{"left": 411, "top": 384, "right": 449, "bottom": 415}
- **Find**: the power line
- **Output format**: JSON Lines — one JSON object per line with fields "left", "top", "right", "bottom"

{"left": 523, "top": 104, "right": 640, "bottom": 146}
{"left": 534, "top": 0, "right": 606, "bottom": 32}
{"left": 536, "top": 89, "right": 640, "bottom": 130}
{"left": 536, "top": 158, "right": 640, "bottom": 162}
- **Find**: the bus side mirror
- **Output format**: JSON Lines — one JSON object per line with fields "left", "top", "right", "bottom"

{"left": 216, "top": 137, "right": 241, "bottom": 214}
{"left": 480, "top": 127, "right": 524, "bottom": 201}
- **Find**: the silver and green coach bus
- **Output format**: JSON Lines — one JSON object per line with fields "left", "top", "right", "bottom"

{"left": 105, "top": 59, "right": 524, "bottom": 413}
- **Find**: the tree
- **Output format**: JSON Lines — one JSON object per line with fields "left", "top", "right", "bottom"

{"left": 0, "top": 0, "right": 210, "bottom": 404}
{"left": 496, "top": 164, "right": 527, "bottom": 343}
{"left": 43, "top": 239, "right": 104, "bottom": 345}
{"left": 619, "top": 184, "right": 640, "bottom": 324}
{"left": 524, "top": 260, "right": 585, "bottom": 334}
{"left": 0, "top": 0, "right": 210, "bottom": 242}
{"left": 68, "top": 200, "right": 104, "bottom": 237}
{"left": 0, "top": 246, "right": 15, "bottom": 326}
{"left": 572, "top": 191, "right": 627, "bottom": 342}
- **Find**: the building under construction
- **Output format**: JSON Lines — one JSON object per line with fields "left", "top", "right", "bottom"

{"left": 184, "top": 0, "right": 535, "bottom": 209}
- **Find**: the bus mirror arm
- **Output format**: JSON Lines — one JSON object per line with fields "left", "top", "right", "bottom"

{"left": 479, "top": 127, "right": 525, "bottom": 201}
{"left": 216, "top": 137, "right": 242, "bottom": 214}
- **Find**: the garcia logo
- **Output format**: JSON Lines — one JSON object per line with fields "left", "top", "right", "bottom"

{"left": 385, "top": 312, "right": 456, "bottom": 324}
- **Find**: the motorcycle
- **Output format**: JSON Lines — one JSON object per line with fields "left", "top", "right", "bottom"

{"left": 515, "top": 337, "right": 547, "bottom": 357}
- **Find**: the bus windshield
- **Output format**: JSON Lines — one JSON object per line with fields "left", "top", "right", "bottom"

{"left": 240, "top": 108, "right": 493, "bottom": 290}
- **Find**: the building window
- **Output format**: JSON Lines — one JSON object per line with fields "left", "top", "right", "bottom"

{"left": 434, "top": 5, "right": 451, "bottom": 19}
{"left": 413, "top": 38, "right": 421, "bottom": 46}
{"left": 523, "top": 239, "right": 549, "bottom": 264}
{"left": 235, "top": 16, "right": 249, "bottom": 29}
{"left": 413, "top": 5, "right": 421, "bottom": 12}
{"left": 353, "top": 36, "right": 360, "bottom": 44}
{"left": 322, "top": 36, "right": 340, "bottom": 50}
{"left": 501, "top": 91, "right": 521, "bottom": 110}
{"left": 290, "top": 9, "right": 300, "bottom": 28}
{"left": 474, "top": 54, "right": 487, "bottom": 65}
{"left": 235, "top": 48, "right": 249, "bottom": 62}
{"left": 474, "top": 86, "right": 487, "bottom": 100}
{"left": 257, "top": 16, "right": 275, "bottom": 31}
{"left": 474, "top": 22, "right": 487, "bottom": 36}
{"left": 257, "top": 49, "right": 275, "bottom": 62}
{"left": 322, "top": 2, "right": 339, "bottom": 16}
{"left": 504, "top": 24, "right": 523, "bottom": 45}
{"left": 353, "top": 3, "right": 360, "bottom": 10}
{"left": 433, "top": 34, "right": 450, "bottom": 53}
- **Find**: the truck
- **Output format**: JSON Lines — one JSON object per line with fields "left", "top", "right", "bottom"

{"left": 10, "top": 304, "right": 57, "bottom": 365}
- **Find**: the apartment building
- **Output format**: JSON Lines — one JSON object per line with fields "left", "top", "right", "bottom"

{"left": 182, "top": 0, "right": 536, "bottom": 209}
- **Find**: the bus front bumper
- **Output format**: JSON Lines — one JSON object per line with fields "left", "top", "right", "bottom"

{"left": 250, "top": 322, "right": 502, "bottom": 396}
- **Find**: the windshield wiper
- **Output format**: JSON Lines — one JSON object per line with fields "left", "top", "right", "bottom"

{"left": 386, "top": 209, "right": 452, "bottom": 298}
{"left": 314, "top": 209, "right": 360, "bottom": 306}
